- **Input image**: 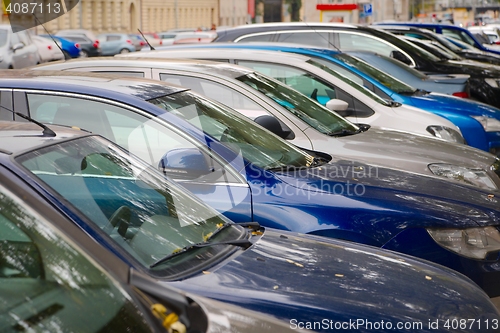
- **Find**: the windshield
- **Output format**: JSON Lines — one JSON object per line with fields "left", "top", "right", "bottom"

{"left": 330, "top": 53, "right": 417, "bottom": 94}
{"left": 233, "top": 72, "right": 359, "bottom": 135}
{"left": 432, "top": 33, "right": 464, "bottom": 52}
{"left": 348, "top": 52, "right": 429, "bottom": 79}
{"left": 149, "top": 91, "right": 315, "bottom": 169}
{"left": 17, "top": 136, "right": 244, "bottom": 275}
{"left": 409, "top": 38, "right": 461, "bottom": 60}
{"left": 377, "top": 29, "right": 443, "bottom": 63}
{"left": 0, "top": 185, "right": 153, "bottom": 332}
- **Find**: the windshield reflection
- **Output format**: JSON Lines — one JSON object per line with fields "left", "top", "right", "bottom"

{"left": 149, "top": 91, "right": 314, "bottom": 169}
{"left": 234, "top": 72, "right": 359, "bottom": 135}
{"left": 17, "top": 136, "right": 241, "bottom": 274}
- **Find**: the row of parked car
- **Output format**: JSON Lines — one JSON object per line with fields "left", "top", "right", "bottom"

{"left": 2, "top": 21, "right": 500, "bottom": 331}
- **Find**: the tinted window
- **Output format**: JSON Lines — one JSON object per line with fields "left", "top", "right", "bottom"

{"left": 238, "top": 33, "right": 273, "bottom": 42}
{"left": 0, "top": 184, "right": 153, "bottom": 332}
{"left": 26, "top": 93, "right": 241, "bottom": 184}
{"left": 276, "top": 31, "right": 331, "bottom": 48}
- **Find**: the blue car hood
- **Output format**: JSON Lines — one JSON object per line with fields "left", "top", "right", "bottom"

{"left": 406, "top": 92, "right": 500, "bottom": 118}
{"left": 270, "top": 160, "right": 499, "bottom": 228}
{"left": 170, "top": 229, "right": 499, "bottom": 332}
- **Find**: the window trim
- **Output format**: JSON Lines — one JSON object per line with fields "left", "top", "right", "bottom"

{"left": 18, "top": 89, "right": 249, "bottom": 187}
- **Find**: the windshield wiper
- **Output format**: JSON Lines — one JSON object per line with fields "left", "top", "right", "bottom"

{"left": 327, "top": 128, "right": 361, "bottom": 137}
{"left": 150, "top": 237, "right": 253, "bottom": 268}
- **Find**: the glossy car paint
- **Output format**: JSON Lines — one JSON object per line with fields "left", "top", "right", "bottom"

{"left": 1, "top": 121, "right": 499, "bottom": 331}
{"left": 135, "top": 44, "right": 496, "bottom": 153}
{"left": 115, "top": 48, "right": 467, "bottom": 142}
{"left": 34, "top": 59, "right": 500, "bottom": 187}
{"left": 375, "top": 25, "right": 500, "bottom": 66}
{"left": 2, "top": 71, "right": 500, "bottom": 298}
{"left": 373, "top": 22, "right": 500, "bottom": 55}
{"left": 0, "top": 130, "right": 311, "bottom": 333}
{"left": 213, "top": 22, "right": 500, "bottom": 108}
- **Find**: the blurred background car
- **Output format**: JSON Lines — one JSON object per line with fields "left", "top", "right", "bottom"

{"left": 128, "top": 34, "right": 147, "bottom": 51}
{"left": 97, "top": 33, "right": 136, "bottom": 55}
{"left": 40, "top": 35, "right": 82, "bottom": 59}
{"left": 30, "top": 35, "right": 64, "bottom": 62}
{"left": 0, "top": 25, "right": 40, "bottom": 69}
{"left": 55, "top": 29, "right": 101, "bottom": 57}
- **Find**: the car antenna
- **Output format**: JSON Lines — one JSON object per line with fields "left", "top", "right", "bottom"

{"left": 32, "top": 14, "right": 66, "bottom": 60}
{"left": 300, "top": 19, "right": 343, "bottom": 53}
{"left": 1, "top": 105, "right": 56, "bottom": 137}
{"left": 137, "top": 28, "right": 155, "bottom": 51}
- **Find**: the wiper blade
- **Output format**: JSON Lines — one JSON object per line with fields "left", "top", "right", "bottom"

{"left": 328, "top": 128, "right": 360, "bottom": 137}
{"left": 150, "top": 238, "right": 252, "bottom": 268}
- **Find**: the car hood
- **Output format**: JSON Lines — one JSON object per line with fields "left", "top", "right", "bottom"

{"left": 169, "top": 230, "right": 499, "bottom": 331}
{"left": 305, "top": 127, "right": 498, "bottom": 175}
{"left": 270, "top": 159, "right": 500, "bottom": 228}
{"left": 424, "top": 92, "right": 500, "bottom": 118}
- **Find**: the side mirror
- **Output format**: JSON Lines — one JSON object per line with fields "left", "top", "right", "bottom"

{"left": 325, "top": 99, "right": 349, "bottom": 112}
{"left": 11, "top": 43, "right": 24, "bottom": 52}
{"left": 254, "top": 115, "right": 293, "bottom": 139}
{"left": 390, "top": 50, "right": 411, "bottom": 65}
{"left": 158, "top": 148, "right": 213, "bottom": 180}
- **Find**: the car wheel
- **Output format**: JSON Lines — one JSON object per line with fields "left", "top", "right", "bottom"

{"left": 63, "top": 51, "right": 71, "bottom": 59}
{"left": 119, "top": 48, "right": 130, "bottom": 54}
{"left": 80, "top": 50, "right": 89, "bottom": 58}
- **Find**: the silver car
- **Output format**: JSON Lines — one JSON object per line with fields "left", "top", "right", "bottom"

{"left": 0, "top": 25, "right": 40, "bottom": 69}
{"left": 34, "top": 57, "right": 500, "bottom": 193}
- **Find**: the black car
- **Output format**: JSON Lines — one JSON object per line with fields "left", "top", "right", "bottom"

{"left": 375, "top": 25, "right": 500, "bottom": 66}
{"left": 214, "top": 22, "right": 500, "bottom": 108}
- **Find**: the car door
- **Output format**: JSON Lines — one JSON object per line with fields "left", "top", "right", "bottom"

{"left": 22, "top": 91, "right": 253, "bottom": 222}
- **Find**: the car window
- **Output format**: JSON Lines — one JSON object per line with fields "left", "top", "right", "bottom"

{"left": 10, "top": 32, "right": 20, "bottom": 46}
{"left": 442, "top": 29, "right": 476, "bottom": 46}
{"left": 0, "top": 184, "right": 153, "bottom": 332}
{"left": 160, "top": 74, "right": 263, "bottom": 111}
{"left": 276, "top": 31, "right": 331, "bottom": 48}
{"left": 17, "top": 136, "right": 243, "bottom": 275}
{"left": 338, "top": 32, "right": 401, "bottom": 57}
{"left": 0, "top": 29, "right": 7, "bottom": 47}
{"left": 26, "top": 93, "right": 241, "bottom": 184}
{"left": 236, "top": 60, "right": 338, "bottom": 106}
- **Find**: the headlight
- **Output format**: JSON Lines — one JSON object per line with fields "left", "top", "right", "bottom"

{"left": 485, "top": 78, "right": 500, "bottom": 88}
{"left": 427, "top": 226, "right": 500, "bottom": 259}
{"left": 429, "top": 164, "right": 497, "bottom": 190}
{"left": 426, "top": 125, "right": 465, "bottom": 144}
{"left": 471, "top": 115, "right": 500, "bottom": 132}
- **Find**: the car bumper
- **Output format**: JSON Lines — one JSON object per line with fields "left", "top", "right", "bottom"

{"left": 382, "top": 227, "right": 500, "bottom": 298}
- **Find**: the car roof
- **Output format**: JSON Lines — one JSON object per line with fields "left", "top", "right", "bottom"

{"left": 0, "top": 121, "right": 90, "bottom": 155}
{"left": 34, "top": 56, "right": 257, "bottom": 79}
{"left": 0, "top": 69, "right": 187, "bottom": 100}
{"left": 224, "top": 22, "right": 358, "bottom": 30}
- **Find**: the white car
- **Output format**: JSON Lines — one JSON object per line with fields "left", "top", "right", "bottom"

{"left": 31, "top": 35, "right": 64, "bottom": 62}
{"left": 121, "top": 48, "right": 464, "bottom": 142}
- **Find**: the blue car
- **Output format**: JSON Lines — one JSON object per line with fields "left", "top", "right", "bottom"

{"left": 373, "top": 22, "right": 500, "bottom": 56}
{"left": 40, "top": 35, "right": 82, "bottom": 59}
{"left": 2, "top": 121, "right": 500, "bottom": 331}
{"left": 160, "top": 42, "right": 500, "bottom": 154}
{"left": 3, "top": 70, "right": 500, "bottom": 299}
